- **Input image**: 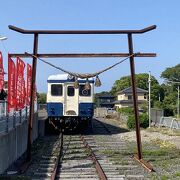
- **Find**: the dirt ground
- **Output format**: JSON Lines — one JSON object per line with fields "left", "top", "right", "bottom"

{"left": 103, "top": 117, "right": 180, "bottom": 149}
{"left": 115, "top": 129, "right": 180, "bottom": 149}
{"left": 99, "top": 117, "right": 180, "bottom": 179}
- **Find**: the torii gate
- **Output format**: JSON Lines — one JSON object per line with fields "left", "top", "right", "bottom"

{"left": 9, "top": 25, "right": 156, "bottom": 171}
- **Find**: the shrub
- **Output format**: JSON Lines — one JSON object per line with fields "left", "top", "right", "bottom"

{"left": 140, "top": 113, "right": 149, "bottom": 128}
{"left": 127, "top": 113, "right": 149, "bottom": 129}
{"left": 118, "top": 107, "right": 134, "bottom": 115}
{"left": 127, "top": 115, "right": 135, "bottom": 129}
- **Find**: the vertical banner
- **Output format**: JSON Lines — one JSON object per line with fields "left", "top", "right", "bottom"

{"left": 16, "top": 57, "right": 25, "bottom": 110}
{"left": 0, "top": 51, "right": 4, "bottom": 91}
{"left": 26, "top": 64, "right": 32, "bottom": 106}
{"left": 8, "top": 55, "right": 16, "bottom": 112}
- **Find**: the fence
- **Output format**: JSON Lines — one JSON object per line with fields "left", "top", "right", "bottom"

{"left": 38, "top": 103, "right": 47, "bottom": 110}
{"left": 0, "top": 106, "right": 38, "bottom": 174}
{"left": 0, "top": 100, "right": 39, "bottom": 134}
{"left": 159, "top": 117, "right": 180, "bottom": 129}
{"left": 150, "top": 108, "right": 180, "bottom": 129}
{"left": 151, "top": 108, "right": 164, "bottom": 125}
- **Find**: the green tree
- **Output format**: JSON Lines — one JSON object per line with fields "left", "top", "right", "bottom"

{"left": 37, "top": 93, "right": 47, "bottom": 104}
{"left": 161, "top": 64, "right": 180, "bottom": 82}
{"left": 110, "top": 73, "right": 163, "bottom": 104}
{"left": 111, "top": 73, "right": 159, "bottom": 93}
{"left": 160, "top": 64, "right": 180, "bottom": 116}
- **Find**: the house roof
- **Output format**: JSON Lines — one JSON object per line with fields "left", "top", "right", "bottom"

{"left": 117, "top": 86, "right": 148, "bottom": 95}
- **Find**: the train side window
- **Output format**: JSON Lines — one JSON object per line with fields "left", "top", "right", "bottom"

{"left": 79, "top": 85, "right": 91, "bottom": 96}
{"left": 51, "top": 84, "right": 63, "bottom": 96}
{"left": 67, "top": 86, "right": 75, "bottom": 96}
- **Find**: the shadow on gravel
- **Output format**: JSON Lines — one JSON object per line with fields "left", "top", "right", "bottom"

{"left": 44, "top": 117, "right": 129, "bottom": 135}
{"left": 83, "top": 118, "right": 129, "bottom": 135}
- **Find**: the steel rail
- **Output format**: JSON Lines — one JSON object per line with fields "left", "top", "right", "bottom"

{"left": 51, "top": 133, "right": 63, "bottom": 180}
{"left": 81, "top": 135, "right": 107, "bottom": 180}
{"left": 9, "top": 25, "right": 156, "bottom": 34}
{"left": 9, "top": 52, "right": 156, "bottom": 58}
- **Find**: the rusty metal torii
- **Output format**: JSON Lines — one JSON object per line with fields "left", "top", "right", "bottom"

{"left": 9, "top": 25, "right": 156, "bottom": 171}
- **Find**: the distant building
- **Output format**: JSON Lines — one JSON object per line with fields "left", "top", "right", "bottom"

{"left": 114, "top": 87, "right": 147, "bottom": 109}
{"left": 3, "top": 80, "right": 8, "bottom": 93}
{"left": 96, "top": 94, "right": 115, "bottom": 108}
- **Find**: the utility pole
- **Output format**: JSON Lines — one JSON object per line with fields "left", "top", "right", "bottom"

{"left": 165, "top": 80, "right": 180, "bottom": 119}
{"left": 178, "top": 85, "right": 179, "bottom": 118}
{"left": 148, "top": 71, "right": 151, "bottom": 128}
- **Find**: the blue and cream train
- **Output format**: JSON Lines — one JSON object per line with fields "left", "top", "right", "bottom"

{"left": 47, "top": 74, "right": 94, "bottom": 129}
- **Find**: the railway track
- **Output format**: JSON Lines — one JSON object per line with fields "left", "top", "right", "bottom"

{"left": 23, "top": 118, "right": 147, "bottom": 179}
{"left": 24, "top": 134, "right": 63, "bottom": 179}
{"left": 56, "top": 135, "right": 102, "bottom": 179}
{"left": 55, "top": 118, "right": 146, "bottom": 179}
{"left": 82, "top": 119, "right": 146, "bottom": 179}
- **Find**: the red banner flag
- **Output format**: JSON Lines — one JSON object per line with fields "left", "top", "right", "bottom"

{"left": 8, "top": 55, "right": 16, "bottom": 112}
{"left": 0, "top": 52, "right": 4, "bottom": 91}
{"left": 26, "top": 63, "right": 32, "bottom": 106}
{"left": 16, "top": 57, "right": 25, "bottom": 110}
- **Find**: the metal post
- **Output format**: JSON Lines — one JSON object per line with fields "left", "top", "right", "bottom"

{"left": 178, "top": 86, "right": 179, "bottom": 118}
{"left": 128, "top": 33, "right": 142, "bottom": 160}
{"left": 19, "top": 110, "right": 22, "bottom": 124}
{"left": 26, "top": 106, "right": 28, "bottom": 120}
{"left": 27, "top": 33, "right": 38, "bottom": 162}
{"left": 148, "top": 71, "right": 151, "bottom": 127}
{"left": 5, "top": 100, "right": 9, "bottom": 133}
{"left": 13, "top": 111, "right": 16, "bottom": 128}
{"left": 4, "top": 100, "right": 7, "bottom": 116}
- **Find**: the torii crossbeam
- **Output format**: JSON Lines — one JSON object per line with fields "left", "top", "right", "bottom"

{"left": 9, "top": 25, "right": 156, "bottom": 172}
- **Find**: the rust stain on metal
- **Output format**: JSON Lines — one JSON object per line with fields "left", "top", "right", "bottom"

{"left": 26, "top": 33, "right": 38, "bottom": 162}
{"left": 134, "top": 154, "right": 154, "bottom": 172}
{"left": 9, "top": 25, "right": 156, "bottom": 34}
{"left": 128, "top": 33, "right": 142, "bottom": 160}
{"left": 9, "top": 53, "right": 156, "bottom": 58}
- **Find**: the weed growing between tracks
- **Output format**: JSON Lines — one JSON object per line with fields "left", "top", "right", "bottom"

{"left": 100, "top": 138, "right": 180, "bottom": 179}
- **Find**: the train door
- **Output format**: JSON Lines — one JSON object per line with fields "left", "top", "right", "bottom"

{"left": 64, "top": 84, "right": 79, "bottom": 116}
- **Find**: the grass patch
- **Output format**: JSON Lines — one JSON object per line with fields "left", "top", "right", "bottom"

{"left": 161, "top": 175, "right": 169, "bottom": 180}
{"left": 151, "top": 138, "right": 176, "bottom": 149}
{"left": 146, "top": 127, "right": 180, "bottom": 136}
{"left": 142, "top": 149, "right": 168, "bottom": 156}
{"left": 173, "top": 172, "right": 180, "bottom": 177}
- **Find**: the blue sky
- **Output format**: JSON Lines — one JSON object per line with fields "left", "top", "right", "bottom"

{"left": 0, "top": 0, "right": 180, "bottom": 93}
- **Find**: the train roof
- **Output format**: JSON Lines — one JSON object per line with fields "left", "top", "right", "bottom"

{"left": 47, "top": 74, "right": 94, "bottom": 83}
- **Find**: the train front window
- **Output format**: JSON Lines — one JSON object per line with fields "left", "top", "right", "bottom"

{"left": 51, "top": 84, "right": 62, "bottom": 96}
{"left": 79, "top": 85, "right": 91, "bottom": 96}
{"left": 67, "top": 86, "right": 74, "bottom": 96}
